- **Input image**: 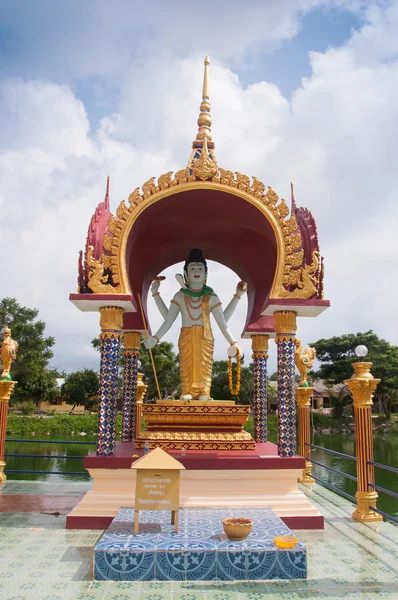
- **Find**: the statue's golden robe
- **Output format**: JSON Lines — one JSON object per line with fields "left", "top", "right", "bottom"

{"left": 178, "top": 295, "right": 214, "bottom": 398}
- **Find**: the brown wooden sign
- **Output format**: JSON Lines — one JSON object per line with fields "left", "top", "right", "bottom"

{"left": 131, "top": 448, "right": 185, "bottom": 533}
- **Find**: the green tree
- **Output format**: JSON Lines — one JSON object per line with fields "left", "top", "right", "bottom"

{"left": 211, "top": 360, "right": 254, "bottom": 405}
{"left": 92, "top": 337, "right": 180, "bottom": 401}
{"left": 0, "top": 298, "right": 57, "bottom": 403}
{"left": 311, "top": 331, "right": 398, "bottom": 420}
{"left": 140, "top": 342, "right": 180, "bottom": 400}
{"left": 61, "top": 369, "right": 99, "bottom": 410}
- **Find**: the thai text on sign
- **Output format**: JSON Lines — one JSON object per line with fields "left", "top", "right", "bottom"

{"left": 135, "top": 471, "right": 180, "bottom": 510}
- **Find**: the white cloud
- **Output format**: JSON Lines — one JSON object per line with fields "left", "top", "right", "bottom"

{"left": 1, "top": 1, "right": 397, "bottom": 379}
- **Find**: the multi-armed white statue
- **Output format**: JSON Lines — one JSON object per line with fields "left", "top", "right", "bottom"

{"left": 144, "top": 248, "right": 246, "bottom": 400}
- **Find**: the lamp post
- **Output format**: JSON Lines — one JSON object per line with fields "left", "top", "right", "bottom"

{"left": 344, "top": 345, "right": 382, "bottom": 522}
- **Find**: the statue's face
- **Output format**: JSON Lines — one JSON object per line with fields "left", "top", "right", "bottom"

{"left": 186, "top": 262, "right": 206, "bottom": 286}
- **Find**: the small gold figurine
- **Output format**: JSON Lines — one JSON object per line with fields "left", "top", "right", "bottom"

{"left": 1, "top": 328, "right": 18, "bottom": 380}
{"left": 294, "top": 339, "right": 316, "bottom": 387}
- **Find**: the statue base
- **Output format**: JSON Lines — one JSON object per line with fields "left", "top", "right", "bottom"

{"left": 135, "top": 400, "right": 255, "bottom": 450}
{"left": 66, "top": 441, "right": 325, "bottom": 530}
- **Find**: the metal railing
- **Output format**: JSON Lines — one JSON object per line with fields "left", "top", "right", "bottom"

{"left": 305, "top": 443, "right": 398, "bottom": 525}
{"left": 368, "top": 460, "right": 398, "bottom": 525}
{"left": 4, "top": 438, "right": 95, "bottom": 476}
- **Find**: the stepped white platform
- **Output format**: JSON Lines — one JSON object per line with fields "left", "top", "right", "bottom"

{"left": 66, "top": 442, "right": 324, "bottom": 530}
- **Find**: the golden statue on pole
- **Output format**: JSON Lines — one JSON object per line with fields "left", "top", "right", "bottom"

{"left": 1, "top": 328, "right": 18, "bottom": 380}
{"left": 294, "top": 339, "right": 316, "bottom": 387}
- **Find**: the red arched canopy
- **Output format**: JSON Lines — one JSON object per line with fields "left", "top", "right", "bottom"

{"left": 124, "top": 188, "right": 277, "bottom": 333}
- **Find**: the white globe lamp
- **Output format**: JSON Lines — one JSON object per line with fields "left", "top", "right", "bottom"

{"left": 355, "top": 345, "right": 368, "bottom": 360}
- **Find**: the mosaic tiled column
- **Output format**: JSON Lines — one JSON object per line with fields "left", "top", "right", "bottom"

{"left": 251, "top": 335, "right": 269, "bottom": 443}
{"left": 96, "top": 306, "right": 124, "bottom": 456}
{"left": 296, "top": 386, "right": 315, "bottom": 483}
{"left": 0, "top": 380, "right": 16, "bottom": 482}
{"left": 344, "top": 362, "right": 383, "bottom": 522}
{"left": 274, "top": 311, "right": 297, "bottom": 457}
{"left": 121, "top": 331, "right": 140, "bottom": 443}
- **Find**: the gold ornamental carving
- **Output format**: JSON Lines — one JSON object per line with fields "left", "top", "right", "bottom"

{"left": 139, "top": 431, "right": 252, "bottom": 441}
{"left": 124, "top": 331, "right": 141, "bottom": 353}
{"left": 136, "top": 373, "right": 148, "bottom": 404}
{"left": 300, "top": 460, "right": 315, "bottom": 485}
{"left": 86, "top": 246, "right": 122, "bottom": 294}
{"left": 295, "top": 340, "right": 316, "bottom": 386}
{"left": 296, "top": 386, "right": 314, "bottom": 408}
{"left": 191, "top": 137, "right": 219, "bottom": 181}
{"left": 101, "top": 171, "right": 320, "bottom": 302}
{"left": 135, "top": 430, "right": 256, "bottom": 450}
{"left": 1, "top": 328, "right": 18, "bottom": 379}
{"left": 352, "top": 491, "right": 383, "bottom": 523}
{"left": 251, "top": 335, "right": 269, "bottom": 358}
{"left": 344, "top": 363, "right": 380, "bottom": 408}
{"left": 99, "top": 306, "right": 124, "bottom": 335}
{"left": 278, "top": 250, "right": 319, "bottom": 299}
{"left": 274, "top": 311, "right": 297, "bottom": 337}
{"left": 0, "top": 380, "right": 16, "bottom": 402}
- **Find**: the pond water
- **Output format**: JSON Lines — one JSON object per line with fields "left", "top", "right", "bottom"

{"left": 4, "top": 433, "right": 398, "bottom": 518}
{"left": 4, "top": 438, "right": 96, "bottom": 482}
{"left": 312, "top": 432, "right": 398, "bottom": 518}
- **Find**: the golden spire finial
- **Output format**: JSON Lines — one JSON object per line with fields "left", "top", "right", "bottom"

{"left": 195, "top": 56, "right": 213, "bottom": 147}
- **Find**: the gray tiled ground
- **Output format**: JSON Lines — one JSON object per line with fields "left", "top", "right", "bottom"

{"left": 0, "top": 481, "right": 397, "bottom": 599}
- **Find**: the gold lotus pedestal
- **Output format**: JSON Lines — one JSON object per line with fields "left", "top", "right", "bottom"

{"left": 135, "top": 400, "right": 255, "bottom": 450}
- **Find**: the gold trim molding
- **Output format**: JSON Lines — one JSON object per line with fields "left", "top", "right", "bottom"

{"left": 124, "top": 331, "right": 141, "bottom": 352}
{"left": 0, "top": 380, "right": 16, "bottom": 402}
{"left": 274, "top": 311, "right": 297, "bottom": 335}
{"left": 296, "top": 386, "right": 314, "bottom": 408}
{"left": 251, "top": 335, "right": 269, "bottom": 357}
{"left": 344, "top": 362, "right": 380, "bottom": 408}
{"left": 99, "top": 307, "right": 124, "bottom": 333}
{"left": 135, "top": 430, "right": 256, "bottom": 450}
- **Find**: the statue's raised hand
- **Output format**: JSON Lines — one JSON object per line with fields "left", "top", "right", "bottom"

{"left": 236, "top": 281, "right": 247, "bottom": 298}
{"left": 151, "top": 280, "right": 160, "bottom": 295}
{"left": 143, "top": 336, "right": 158, "bottom": 350}
{"left": 228, "top": 342, "right": 243, "bottom": 359}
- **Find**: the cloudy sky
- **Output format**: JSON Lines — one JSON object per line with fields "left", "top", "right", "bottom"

{"left": 1, "top": 0, "right": 397, "bottom": 376}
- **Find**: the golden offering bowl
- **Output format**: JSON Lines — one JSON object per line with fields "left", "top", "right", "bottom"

{"left": 274, "top": 536, "right": 299, "bottom": 549}
{"left": 132, "top": 454, "right": 140, "bottom": 459}
{"left": 222, "top": 517, "right": 254, "bottom": 541}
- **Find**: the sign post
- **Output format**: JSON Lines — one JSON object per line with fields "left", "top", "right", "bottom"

{"left": 131, "top": 448, "right": 185, "bottom": 534}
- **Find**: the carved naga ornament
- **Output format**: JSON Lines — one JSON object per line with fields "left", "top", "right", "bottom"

{"left": 294, "top": 339, "right": 316, "bottom": 387}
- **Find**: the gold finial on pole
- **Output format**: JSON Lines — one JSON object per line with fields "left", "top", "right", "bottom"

{"left": 195, "top": 56, "right": 213, "bottom": 146}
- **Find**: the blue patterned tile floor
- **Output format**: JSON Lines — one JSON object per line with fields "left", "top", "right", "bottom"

{"left": 0, "top": 480, "right": 398, "bottom": 598}
{"left": 94, "top": 507, "right": 306, "bottom": 581}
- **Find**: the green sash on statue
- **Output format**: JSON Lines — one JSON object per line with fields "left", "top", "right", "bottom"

{"left": 180, "top": 286, "right": 216, "bottom": 297}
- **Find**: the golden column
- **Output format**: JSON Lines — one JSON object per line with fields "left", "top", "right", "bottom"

{"left": 295, "top": 340, "right": 316, "bottom": 483}
{"left": 135, "top": 373, "right": 148, "bottom": 440}
{"left": 296, "top": 387, "right": 315, "bottom": 483}
{"left": 344, "top": 361, "right": 383, "bottom": 522}
{"left": 274, "top": 311, "right": 297, "bottom": 457}
{"left": 251, "top": 335, "right": 269, "bottom": 443}
{"left": 121, "top": 331, "right": 141, "bottom": 443}
{"left": 0, "top": 381, "right": 16, "bottom": 482}
{"left": 97, "top": 306, "right": 124, "bottom": 456}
